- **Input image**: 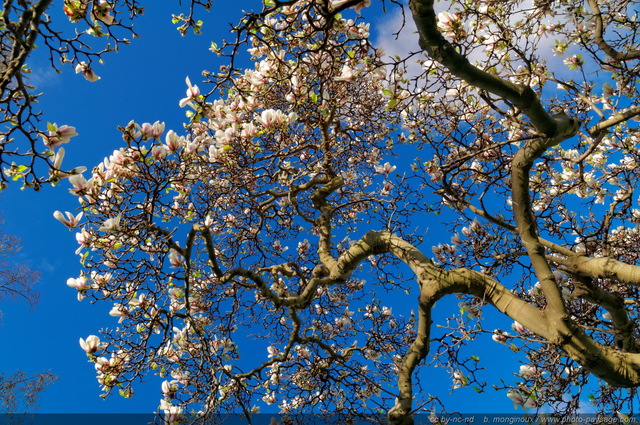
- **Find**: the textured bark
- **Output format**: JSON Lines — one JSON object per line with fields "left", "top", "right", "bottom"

{"left": 333, "top": 232, "right": 640, "bottom": 423}
{"left": 392, "top": 0, "right": 640, "bottom": 419}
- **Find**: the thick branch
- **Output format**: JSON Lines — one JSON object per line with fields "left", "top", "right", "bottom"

{"left": 1, "top": 0, "right": 52, "bottom": 93}
{"left": 409, "top": 0, "right": 558, "bottom": 136}
{"left": 588, "top": 105, "right": 640, "bottom": 137}
{"left": 342, "top": 231, "right": 640, "bottom": 414}
{"left": 551, "top": 253, "right": 640, "bottom": 287}
{"left": 586, "top": 0, "right": 640, "bottom": 61}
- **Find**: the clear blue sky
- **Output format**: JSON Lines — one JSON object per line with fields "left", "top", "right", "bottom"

{"left": 0, "top": 0, "right": 543, "bottom": 415}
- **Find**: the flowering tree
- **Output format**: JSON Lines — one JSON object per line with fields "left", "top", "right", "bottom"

{"left": 0, "top": 0, "right": 215, "bottom": 189}
{"left": 0, "top": 219, "right": 56, "bottom": 413}
{"left": 52, "top": 0, "right": 640, "bottom": 423}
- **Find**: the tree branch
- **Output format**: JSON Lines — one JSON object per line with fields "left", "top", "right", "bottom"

{"left": 586, "top": 0, "right": 640, "bottom": 61}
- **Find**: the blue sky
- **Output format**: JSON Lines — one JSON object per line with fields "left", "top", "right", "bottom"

{"left": 0, "top": 0, "right": 547, "bottom": 415}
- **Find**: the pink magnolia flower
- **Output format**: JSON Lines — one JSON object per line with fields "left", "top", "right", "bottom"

{"left": 75, "top": 62, "right": 100, "bottom": 82}
{"left": 42, "top": 123, "right": 78, "bottom": 148}
{"left": 262, "top": 392, "right": 277, "bottom": 405}
{"left": 437, "top": 11, "right": 459, "bottom": 39}
{"left": 179, "top": 77, "right": 200, "bottom": 108}
{"left": 63, "top": 1, "right": 87, "bottom": 22}
{"left": 165, "top": 130, "right": 184, "bottom": 151}
{"left": 67, "top": 276, "right": 90, "bottom": 301}
{"left": 75, "top": 228, "right": 91, "bottom": 253}
{"left": 506, "top": 389, "right": 538, "bottom": 409}
{"left": 161, "top": 380, "right": 178, "bottom": 398}
{"left": 259, "top": 109, "right": 284, "bottom": 129}
{"left": 519, "top": 365, "right": 539, "bottom": 379}
{"left": 374, "top": 162, "right": 397, "bottom": 174}
{"left": 297, "top": 239, "right": 310, "bottom": 254}
{"left": 354, "top": 0, "right": 371, "bottom": 13}
{"left": 334, "top": 65, "right": 356, "bottom": 82}
{"left": 109, "top": 303, "right": 128, "bottom": 322}
{"left": 99, "top": 214, "right": 122, "bottom": 232}
{"left": 272, "top": 239, "right": 288, "bottom": 253}
{"left": 53, "top": 210, "right": 83, "bottom": 229}
{"left": 492, "top": 329, "right": 509, "bottom": 344}
{"left": 267, "top": 345, "right": 278, "bottom": 358}
{"left": 602, "top": 82, "right": 615, "bottom": 98}
{"left": 152, "top": 145, "right": 168, "bottom": 160}
{"left": 52, "top": 147, "right": 65, "bottom": 169}
{"left": 168, "top": 249, "right": 183, "bottom": 267}
{"left": 140, "top": 121, "right": 165, "bottom": 140}
{"left": 452, "top": 371, "right": 467, "bottom": 389}
{"left": 330, "top": 0, "right": 350, "bottom": 9}
{"left": 91, "top": 0, "right": 114, "bottom": 25}
{"left": 129, "top": 293, "right": 150, "bottom": 310}
{"left": 80, "top": 335, "right": 104, "bottom": 353}
{"left": 67, "top": 276, "right": 88, "bottom": 290}
{"left": 511, "top": 321, "right": 526, "bottom": 333}
{"left": 562, "top": 54, "right": 584, "bottom": 70}
{"left": 68, "top": 173, "right": 91, "bottom": 196}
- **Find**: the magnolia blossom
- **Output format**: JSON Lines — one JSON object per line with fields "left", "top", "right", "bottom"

{"left": 452, "top": 371, "right": 467, "bottom": 389}
{"left": 506, "top": 389, "right": 538, "bottom": 410}
{"left": 262, "top": 392, "right": 277, "bottom": 405}
{"left": 354, "top": 0, "right": 371, "bottom": 13}
{"left": 492, "top": 329, "right": 509, "bottom": 344}
{"left": 334, "top": 65, "right": 356, "bottom": 82}
{"left": 437, "top": 11, "right": 459, "bottom": 39}
{"left": 67, "top": 276, "right": 91, "bottom": 301}
{"left": 152, "top": 145, "right": 168, "bottom": 160}
{"left": 42, "top": 123, "right": 78, "bottom": 148}
{"left": 75, "top": 62, "right": 100, "bottom": 82}
{"left": 168, "top": 249, "right": 183, "bottom": 267}
{"left": 141, "top": 121, "right": 165, "bottom": 140}
{"left": 162, "top": 380, "right": 179, "bottom": 398}
{"left": 109, "top": 303, "right": 128, "bottom": 322}
{"left": 374, "top": 162, "right": 397, "bottom": 174}
{"left": 562, "top": 54, "right": 583, "bottom": 70}
{"left": 297, "top": 239, "right": 310, "bottom": 255}
{"left": 75, "top": 228, "right": 91, "bottom": 254}
{"left": 511, "top": 321, "right": 526, "bottom": 333}
{"left": 267, "top": 345, "right": 278, "bottom": 358}
{"left": 80, "top": 335, "right": 104, "bottom": 354}
{"left": 91, "top": 0, "right": 114, "bottom": 24}
{"left": 52, "top": 147, "right": 65, "bottom": 170}
{"left": 68, "top": 173, "right": 91, "bottom": 196}
{"left": 165, "top": 130, "right": 184, "bottom": 151}
{"left": 258, "top": 109, "right": 285, "bottom": 129}
{"left": 519, "top": 365, "right": 539, "bottom": 379}
{"left": 99, "top": 214, "right": 122, "bottom": 232}
{"left": 54, "top": 210, "right": 83, "bottom": 229}
{"left": 179, "top": 77, "right": 200, "bottom": 108}
{"left": 602, "top": 82, "right": 615, "bottom": 98}
{"left": 330, "top": 0, "right": 370, "bottom": 13}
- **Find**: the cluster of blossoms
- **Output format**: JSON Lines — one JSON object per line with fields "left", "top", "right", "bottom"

{"left": 55, "top": 1, "right": 416, "bottom": 418}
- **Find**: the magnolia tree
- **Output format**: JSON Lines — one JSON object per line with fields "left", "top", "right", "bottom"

{"left": 51, "top": 0, "right": 640, "bottom": 422}
{"left": 0, "top": 0, "right": 216, "bottom": 189}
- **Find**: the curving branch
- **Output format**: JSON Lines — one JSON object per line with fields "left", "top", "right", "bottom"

{"left": 586, "top": 0, "right": 640, "bottom": 61}
{"left": 332, "top": 230, "right": 640, "bottom": 423}
{"left": 408, "top": 0, "right": 558, "bottom": 137}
